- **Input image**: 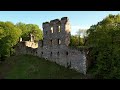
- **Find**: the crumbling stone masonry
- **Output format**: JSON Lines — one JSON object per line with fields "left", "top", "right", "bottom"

{"left": 15, "top": 17, "right": 88, "bottom": 75}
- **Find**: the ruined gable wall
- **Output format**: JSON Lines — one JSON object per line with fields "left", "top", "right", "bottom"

{"left": 15, "top": 41, "right": 38, "bottom": 56}
{"left": 38, "top": 17, "right": 87, "bottom": 74}
{"left": 25, "top": 41, "right": 38, "bottom": 48}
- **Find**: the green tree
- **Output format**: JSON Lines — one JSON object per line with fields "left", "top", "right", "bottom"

{"left": 77, "top": 29, "right": 87, "bottom": 45}
{"left": 86, "top": 14, "right": 120, "bottom": 79}
{"left": 26, "top": 24, "right": 43, "bottom": 41}
{"left": 0, "top": 21, "right": 22, "bottom": 60}
{"left": 16, "top": 23, "right": 43, "bottom": 41}
{"left": 0, "top": 21, "right": 43, "bottom": 60}
{"left": 16, "top": 22, "right": 29, "bottom": 40}
{"left": 70, "top": 35, "right": 84, "bottom": 47}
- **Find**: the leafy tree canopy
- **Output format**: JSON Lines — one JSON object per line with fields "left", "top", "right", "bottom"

{"left": 0, "top": 21, "right": 22, "bottom": 59}
{"left": 16, "top": 22, "right": 43, "bottom": 41}
{"left": 0, "top": 21, "right": 43, "bottom": 60}
{"left": 86, "top": 14, "right": 120, "bottom": 79}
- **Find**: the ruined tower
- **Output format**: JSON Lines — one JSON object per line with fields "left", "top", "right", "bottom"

{"left": 60, "top": 17, "right": 71, "bottom": 46}
{"left": 42, "top": 17, "right": 71, "bottom": 48}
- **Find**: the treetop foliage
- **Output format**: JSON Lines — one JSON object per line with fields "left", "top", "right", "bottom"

{"left": 0, "top": 21, "right": 43, "bottom": 60}
{"left": 86, "top": 14, "right": 120, "bottom": 79}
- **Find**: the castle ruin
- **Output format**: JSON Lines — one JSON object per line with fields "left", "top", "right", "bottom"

{"left": 15, "top": 17, "right": 88, "bottom": 75}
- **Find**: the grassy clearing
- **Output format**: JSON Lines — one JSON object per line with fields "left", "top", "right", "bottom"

{"left": 0, "top": 55, "right": 86, "bottom": 79}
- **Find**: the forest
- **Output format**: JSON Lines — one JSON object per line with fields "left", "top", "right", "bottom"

{"left": 86, "top": 14, "right": 120, "bottom": 79}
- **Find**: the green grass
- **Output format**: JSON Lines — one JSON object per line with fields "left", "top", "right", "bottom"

{"left": 0, "top": 55, "right": 86, "bottom": 79}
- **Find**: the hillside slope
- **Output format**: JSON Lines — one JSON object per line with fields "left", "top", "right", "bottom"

{"left": 0, "top": 55, "right": 86, "bottom": 79}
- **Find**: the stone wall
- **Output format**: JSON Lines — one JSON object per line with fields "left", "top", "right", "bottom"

{"left": 15, "top": 17, "right": 88, "bottom": 75}
{"left": 24, "top": 41, "right": 38, "bottom": 48}
{"left": 15, "top": 41, "right": 38, "bottom": 55}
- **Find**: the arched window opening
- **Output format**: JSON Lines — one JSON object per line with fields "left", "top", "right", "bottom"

{"left": 51, "top": 27, "right": 53, "bottom": 33}
{"left": 57, "top": 52, "right": 59, "bottom": 56}
{"left": 51, "top": 52, "right": 52, "bottom": 56}
{"left": 58, "top": 26, "right": 61, "bottom": 32}
{"left": 46, "top": 31, "right": 47, "bottom": 34}
{"left": 50, "top": 40, "right": 52, "bottom": 46}
{"left": 58, "top": 39, "right": 61, "bottom": 45}
{"left": 66, "top": 52, "right": 68, "bottom": 55}
{"left": 42, "top": 40, "right": 43, "bottom": 47}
